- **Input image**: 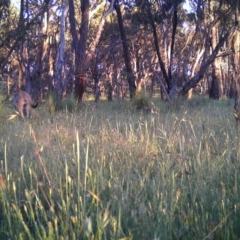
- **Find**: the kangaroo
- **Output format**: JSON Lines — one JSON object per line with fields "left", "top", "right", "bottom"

{"left": 13, "top": 90, "right": 38, "bottom": 118}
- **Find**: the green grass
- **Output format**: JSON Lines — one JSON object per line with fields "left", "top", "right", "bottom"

{"left": 0, "top": 97, "right": 239, "bottom": 239}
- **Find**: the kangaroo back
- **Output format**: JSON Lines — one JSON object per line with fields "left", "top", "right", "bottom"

{"left": 13, "top": 91, "right": 37, "bottom": 118}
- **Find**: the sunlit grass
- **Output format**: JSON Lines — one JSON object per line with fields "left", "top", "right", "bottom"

{"left": 0, "top": 97, "right": 239, "bottom": 239}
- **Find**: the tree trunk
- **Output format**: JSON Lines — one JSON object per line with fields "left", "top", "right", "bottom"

{"left": 17, "top": 0, "right": 26, "bottom": 91}
{"left": 168, "top": 9, "right": 177, "bottom": 93}
{"left": 180, "top": 25, "right": 236, "bottom": 96}
{"left": 114, "top": 0, "right": 136, "bottom": 98}
{"left": 233, "top": 2, "right": 240, "bottom": 126}
{"left": 69, "top": 0, "right": 89, "bottom": 102}
{"left": 31, "top": 2, "right": 50, "bottom": 95}
{"left": 146, "top": 0, "right": 170, "bottom": 93}
{"left": 183, "top": 0, "right": 202, "bottom": 99}
{"left": 70, "top": 0, "right": 112, "bottom": 102}
{"left": 209, "top": 63, "right": 221, "bottom": 99}
{"left": 87, "top": 0, "right": 114, "bottom": 63}
{"left": 77, "top": 0, "right": 90, "bottom": 102}
{"left": 209, "top": 8, "right": 222, "bottom": 99}
{"left": 55, "top": 2, "right": 69, "bottom": 98}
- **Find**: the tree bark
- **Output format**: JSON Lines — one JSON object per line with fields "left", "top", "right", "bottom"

{"left": 69, "top": 0, "right": 89, "bottom": 102}
{"left": 3, "top": 0, "right": 51, "bottom": 97}
{"left": 114, "top": 0, "right": 136, "bottom": 98}
{"left": 55, "top": 1, "right": 69, "bottom": 98}
{"left": 146, "top": 0, "right": 169, "bottom": 92}
{"left": 77, "top": 0, "right": 89, "bottom": 102}
{"left": 168, "top": 8, "right": 177, "bottom": 92}
{"left": 69, "top": 0, "right": 113, "bottom": 102}
{"left": 183, "top": 0, "right": 202, "bottom": 99}
{"left": 87, "top": 0, "right": 114, "bottom": 63}
{"left": 209, "top": 1, "right": 222, "bottom": 99}
{"left": 233, "top": 2, "right": 240, "bottom": 126}
{"left": 180, "top": 25, "right": 236, "bottom": 96}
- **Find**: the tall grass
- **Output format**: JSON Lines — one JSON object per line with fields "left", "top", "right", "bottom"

{"left": 0, "top": 97, "right": 239, "bottom": 239}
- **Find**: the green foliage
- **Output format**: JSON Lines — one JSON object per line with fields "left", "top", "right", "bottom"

{"left": 0, "top": 91, "right": 7, "bottom": 126}
{"left": 46, "top": 92, "right": 77, "bottom": 114}
{"left": 0, "top": 97, "right": 240, "bottom": 239}
{"left": 132, "top": 90, "right": 153, "bottom": 112}
{"left": 61, "top": 94, "right": 78, "bottom": 113}
{"left": 45, "top": 92, "right": 58, "bottom": 114}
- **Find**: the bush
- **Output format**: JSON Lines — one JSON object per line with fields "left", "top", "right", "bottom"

{"left": 46, "top": 93, "right": 77, "bottom": 114}
{"left": 0, "top": 92, "right": 7, "bottom": 125}
{"left": 132, "top": 90, "right": 153, "bottom": 112}
{"left": 61, "top": 94, "right": 77, "bottom": 113}
{"left": 46, "top": 92, "right": 59, "bottom": 114}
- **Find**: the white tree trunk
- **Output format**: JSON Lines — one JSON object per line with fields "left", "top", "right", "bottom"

{"left": 55, "top": 0, "right": 69, "bottom": 98}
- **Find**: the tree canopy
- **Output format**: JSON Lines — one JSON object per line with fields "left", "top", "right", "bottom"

{"left": 0, "top": 0, "right": 239, "bottom": 102}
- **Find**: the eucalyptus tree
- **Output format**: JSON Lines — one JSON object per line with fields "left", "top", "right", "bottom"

{"left": 207, "top": 0, "right": 235, "bottom": 99}
{"left": 91, "top": 19, "right": 126, "bottom": 101}
{"left": 182, "top": 0, "right": 205, "bottom": 99}
{"left": 93, "top": 0, "right": 154, "bottom": 99}
{"left": 233, "top": 1, "right": 240, "bottom": 124}
{"left": 0, "top": 0, "right": 16, "bottom": 94}
{"left": 0, "top": 0, "right": 116, "bottom": 101}
{"left": 0, "top": 0, "right": 10, "bottom": 18}
{"left": 113, "top": 0, "right": 136, "bottom": 98}
{"left": 54, "top": 0, "right": 69, "bottom": 98}
{"left": 0, "top": 0, "right": 54, "bottom": 96}
{"left": 68, "top": 0, "right": 115, "bottom": 102}
{"left": 133, "top": 0, "right": 185, "bottom": 98}
{"left": 22, "top": 0, "right": 53, "bottom": 94}
{"left": 132, "top": 0, "right": 237, "bottom": 99}
{"left": 177, "top": 0, "right": 237, "bottom": 99}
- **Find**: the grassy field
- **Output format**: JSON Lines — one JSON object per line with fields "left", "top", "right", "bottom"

{"left": 0, "top": 96, "right": 239, "bottom": 239}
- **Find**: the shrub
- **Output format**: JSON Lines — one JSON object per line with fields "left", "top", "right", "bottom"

{"left": 46, "top": 93, "right": 77, "bottom": 114}
{"left": 61, "top": 94, "right": 77, "bottom": 113}
{"left": 0, "top": 92, "right": 7, "bottom": 125}
{"left": 46, "top": 92, "right": 59, "bottom": 114}
{"left": 133, "top": 90, "right": 153, "bottom": 112}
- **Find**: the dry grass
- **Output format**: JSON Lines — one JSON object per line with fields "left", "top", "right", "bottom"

{"left": 0, "top": 97, "right": 239, "bottom": 239}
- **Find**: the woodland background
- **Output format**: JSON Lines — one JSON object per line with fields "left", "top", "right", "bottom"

{"left": 0, "top": 0, "right": 240, "bottom": 104}
{"left": 1, "top": 1, "right": 240, "bottom": 239}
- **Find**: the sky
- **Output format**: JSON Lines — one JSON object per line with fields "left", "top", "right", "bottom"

{"left": 11, "top": 0, "right": 20, "bottom": 8}
{"left": 184, "top": 0, "right": 193, "bottom": 13}
{"left": 10, "top": 0, "right": 194, "bottom": 19}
